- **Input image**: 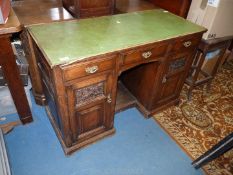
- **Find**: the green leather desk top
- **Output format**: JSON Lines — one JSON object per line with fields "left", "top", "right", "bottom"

{"left": 28, "top": 9, "right": 206, "bottom": 67}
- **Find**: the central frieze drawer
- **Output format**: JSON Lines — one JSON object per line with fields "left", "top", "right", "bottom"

{"left": 121, "top": 43, "right": 169, "bottom": 66}
{"left": 62, "top": 56, "right": 115, "bottom": 81}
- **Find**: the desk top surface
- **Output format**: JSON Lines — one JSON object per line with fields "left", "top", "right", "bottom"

{"left": 28, "top": 9, "right": 206, "bottom": 67}
{"left": 0, "top": 8, "right": 22, "bottom": 35}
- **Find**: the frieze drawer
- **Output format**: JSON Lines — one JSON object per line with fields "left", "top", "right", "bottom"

{"left": 172, "top": 34, "right": 201, "bottom": 52}
{"left": 121, "top": 42, "right": 169, "bottom": 66}
{"left": 62, "top": 55, "right": 116, "bottom": 81}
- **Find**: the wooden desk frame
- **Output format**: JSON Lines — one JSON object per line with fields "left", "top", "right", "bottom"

{"left": 25, "top": 11, "right": 206, "bottom": 154}
{"left": 26, "top": 32, "right": 204, "bottom": 155}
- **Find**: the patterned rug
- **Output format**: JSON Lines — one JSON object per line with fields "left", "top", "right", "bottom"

{"left": 153, "top": 63, "right": 233, "bottom": 175}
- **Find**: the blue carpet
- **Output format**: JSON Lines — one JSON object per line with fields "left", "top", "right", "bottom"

{"left": 4, "top": 92, "right": 204, "bottom": 175}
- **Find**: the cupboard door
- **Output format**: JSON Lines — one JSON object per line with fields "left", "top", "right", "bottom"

{"left": 153, "top": 52, "right": 192, "bottom": 107}
{"left": 66, "top": 72, "right": 115, "bottom": 143}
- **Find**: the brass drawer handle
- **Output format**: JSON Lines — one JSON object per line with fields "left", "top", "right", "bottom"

{"left": 162, "top": 75, "right": 167, "bottom": 84}
{"left": 142, "top": 51, "right": 152, "bottom": 59}
{"left": 85, "top": 65, "right": 99, "bottom": 74}
{"left": 183, "top": 41, "right": 192, "bottom": 48}
{"left": 107, "top": 94, "right": 112, "bottom": 104}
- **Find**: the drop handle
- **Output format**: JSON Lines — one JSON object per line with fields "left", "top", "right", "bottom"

{"left": 183, "top": 41, "right": 192, "bottom": 48}
{"left": 142, "top": 51, "right": 152, "bottom": 59}
{"left": 162, "top": 75, "right": 167, "bottom": 84}
{"left": 107, "top": 94, "right": 112, "bottom": 104}
{"left": 85, "top": 65, "right": 98, "bottom": 74}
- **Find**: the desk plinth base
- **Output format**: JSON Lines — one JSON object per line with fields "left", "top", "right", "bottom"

{"left": 45, "top": 106, "right": 115, "bottom": 155}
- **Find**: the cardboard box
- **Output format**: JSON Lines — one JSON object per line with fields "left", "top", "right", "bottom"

{"left": 187, "top": 0, "right": 233, "bottom": 40}
{"left": 0, "top": 0, "right": 10, "bottom": 24}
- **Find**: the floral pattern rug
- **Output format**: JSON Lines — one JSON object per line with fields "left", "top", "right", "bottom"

{"left": 153, "top": 64, "right": 233, "bottom": 175}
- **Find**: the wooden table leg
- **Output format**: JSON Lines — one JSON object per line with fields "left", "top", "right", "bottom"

{"left": 0, "top": 35, "right": 33, "bottom": 124}
{"left": 187, "top": 51, "right": 206, "bottom": 101}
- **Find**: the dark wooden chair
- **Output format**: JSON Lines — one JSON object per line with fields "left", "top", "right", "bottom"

{"left": 185, "top": 36, "right": 233, "bottom": 101}
{"left": 192, "top": 132, "right": 233, "bottom": 169}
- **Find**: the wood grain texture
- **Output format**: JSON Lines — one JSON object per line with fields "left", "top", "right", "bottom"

{"left": 150, "top": 0, "right": 192, "bottom": 18}
{"left": 62, "top": 0, "right": 115, "bottom": 18}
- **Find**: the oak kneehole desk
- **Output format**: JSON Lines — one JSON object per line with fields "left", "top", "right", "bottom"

{"left": 26, "top": 9, "right": 206, "bottom": 154}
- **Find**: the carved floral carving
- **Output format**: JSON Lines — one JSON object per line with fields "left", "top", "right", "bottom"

{"left": 76, "top": 82, "right": 104, "bottom": 106}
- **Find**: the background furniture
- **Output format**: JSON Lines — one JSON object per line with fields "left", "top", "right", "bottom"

{"left": 185, "top": 36, "right": 233, "bottom": 100}
{"left": 62, "top": 0, "right": 115, "bottom": 18}
{"left": 115, "top": 0, "right": 156, "bottom": 13}
{"left": 192, "top": 132, "right": 233, "bottom": 169}
{"left": 62, "top": 0, "right": 192, "bottom": 18}
{"left": 12, "top": 0, "right": 73, "bottom": 25}
{"left": 0, "top": 9, "right": 32, "bottom": 124}
{"left": 0, "top": 129, "right": 11, "bottom": 175}
{"left": 149, "top": 0, "right": 192, "bottom": 18}
{"left": 12, "top": 0, "right": 74, "bottom": 105}
{"left": 27, "top": 10, "right": 206, "bottom": 154}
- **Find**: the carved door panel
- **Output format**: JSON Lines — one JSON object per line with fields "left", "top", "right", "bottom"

{"left": 152, "top": 52, "right": 192, "bottom": 107}
{"left": 66, "top": 72, "right": 115, "bottom": 143}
